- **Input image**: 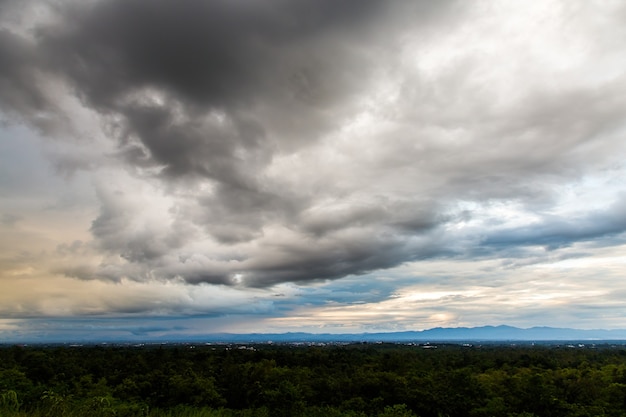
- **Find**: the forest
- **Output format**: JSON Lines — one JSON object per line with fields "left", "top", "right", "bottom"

{"left": 1, "top": 342, "right": 626, "bottom": 417}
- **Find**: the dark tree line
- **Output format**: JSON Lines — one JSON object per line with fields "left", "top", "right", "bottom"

{"left": 1, "top": 343, "right": 626, "bottom": 416}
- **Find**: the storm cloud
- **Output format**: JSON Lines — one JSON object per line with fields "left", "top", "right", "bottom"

{"left": 1, "top": 0, "right": 626, "bottom": 297}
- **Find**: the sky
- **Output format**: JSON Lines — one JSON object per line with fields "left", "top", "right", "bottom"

{"left": 1, "top": 0, "right": 626, "bottom": 342}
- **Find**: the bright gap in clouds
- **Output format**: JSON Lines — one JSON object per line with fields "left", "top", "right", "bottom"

{"left": 1, "top": 0, "right": 626, "bottom": 341}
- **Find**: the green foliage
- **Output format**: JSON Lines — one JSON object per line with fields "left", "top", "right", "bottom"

{"left": 0, "top": 389, "right": 21, "bottom": 412}
{"left": 378, "top": 404, "right": 416, "bottom": 417}
{"left": 2, "top": 344, "right": 626, "bottom": 416}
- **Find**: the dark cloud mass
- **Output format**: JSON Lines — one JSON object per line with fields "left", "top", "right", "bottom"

{"left": 1, "top": 0, "right": 625, "bottom": 289}
{"left": 36, "top": 0, "right": 455, "bottom": 286}
{"left": 41, "top": 0, "right": 380, "bottom": 103}
{"left": 0, "top": 29, "right": 52, "bottom": 126}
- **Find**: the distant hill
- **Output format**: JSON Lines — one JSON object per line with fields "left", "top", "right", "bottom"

{"left": 7, "top": 325, "right": 626, "bottom": 344}
{"left": 197, "top": 325, "right": 626, "bottom": 344}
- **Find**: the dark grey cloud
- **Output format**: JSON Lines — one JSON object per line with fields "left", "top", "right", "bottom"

{"left": 482, "top": 194, "right": 626, "bottom": 250}
{"left": 28, "top": 0, "right": 456, "bottom": 286}
{"left": 243, "top": 235, "right": 412, "bottom": 287}
{"left": 31, "top": 0, "right": 458, "bottom": 180}
{"left": 41, "top": 0, "right": 379, "bottom": 106}
{"left": 2, "top": 0, "right": 626, "bottom": 291}
{"left": 0, "top": 29, "right": 52, "bottom": 127}
{"left": 36, "top": 0, "right": 442, "bottom": 274}
{"left": 37, "top": 0, "right": 392, "bottom": 171}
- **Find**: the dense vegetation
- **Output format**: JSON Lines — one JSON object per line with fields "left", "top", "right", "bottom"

{"left": 1, "top": 342, "right": 626, "bottom": 416}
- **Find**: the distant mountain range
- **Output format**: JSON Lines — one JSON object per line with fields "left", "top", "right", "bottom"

{"left": 198, "top": 325, "right": 626, "bottom": 344}
{"left": 7, "top": 325, "right": 626, "bottom": 344}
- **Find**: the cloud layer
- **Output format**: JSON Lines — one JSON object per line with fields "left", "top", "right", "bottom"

{"left": 1, "top": 0, "right": 626, "bottom": 334}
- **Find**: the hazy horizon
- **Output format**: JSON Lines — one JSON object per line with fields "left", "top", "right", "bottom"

{"left": 5, "top": 324, "right": 626, "bottom": 345}
{"left": 2, "top": 0, "right": 626, "bottom": 342}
